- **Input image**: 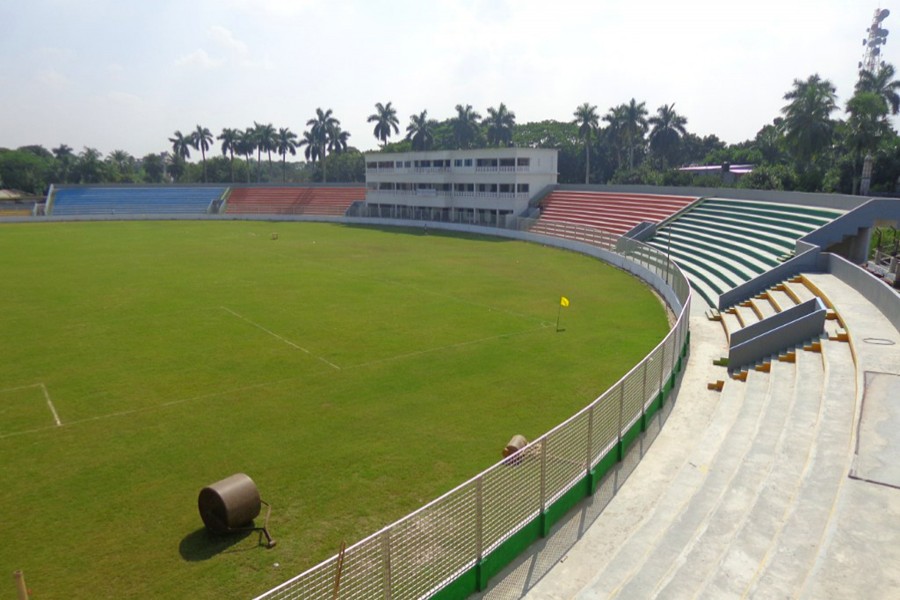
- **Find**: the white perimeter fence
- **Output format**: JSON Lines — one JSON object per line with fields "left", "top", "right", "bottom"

{"left": 254, "top": 219, "right": 692, "bottom": 600}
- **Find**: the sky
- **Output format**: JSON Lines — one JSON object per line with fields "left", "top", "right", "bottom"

{"left": 0, "top": 0, "right": 895, "bottom": 160}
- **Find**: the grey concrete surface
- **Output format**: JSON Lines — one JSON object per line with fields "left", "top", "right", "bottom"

{"left": 475, "top": 272, "right": 900, "bottom": 600}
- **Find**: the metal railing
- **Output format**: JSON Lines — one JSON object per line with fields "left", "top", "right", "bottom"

{"left": 254, "top": 222, "right": 691, "bottom": 600}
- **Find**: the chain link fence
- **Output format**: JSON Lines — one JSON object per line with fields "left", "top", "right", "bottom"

{"left": 254, "top": 220, "right": 691, "bottom": 600}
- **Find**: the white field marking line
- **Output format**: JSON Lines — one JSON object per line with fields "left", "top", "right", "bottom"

{"left": 345, "top": 325, "right": 549, "bottom": 370}
{"left": 219, "top": 306, "right": 341, "bottom": 370}
{"left": 0, "top": 383, "right": 46, "bottom": 394}
{"left": 40, "top": 383, "right": 61, "bottom": 426}
{"left": 0, "top": 383, "right": 61, "bottom": 427}
{"left": 0, "top": 376, "right": 300, "bottom": 441}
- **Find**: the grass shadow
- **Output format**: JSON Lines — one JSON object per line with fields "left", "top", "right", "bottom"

{"left": 178, "top": 527, "right": 260, "bottom": 562}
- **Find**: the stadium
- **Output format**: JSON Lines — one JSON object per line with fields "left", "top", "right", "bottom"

{"left": 2, "top": 153, "right": 900, "bottom": 600}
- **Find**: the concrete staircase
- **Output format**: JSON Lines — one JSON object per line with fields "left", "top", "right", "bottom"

{"left": 571, "top": 335, "right": 854, "bottom": 598}
{"left": 502, "top": 271, "right": 896, "bottom": 600}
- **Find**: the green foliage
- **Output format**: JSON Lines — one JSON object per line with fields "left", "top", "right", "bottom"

{"left": 736, "top": 164, "right": 798, "bottom": 190}
{"left": 513, "top": 120, "right": 584, "bottom": 183}
{"left": 0, "top": 221, "right": 667, "bottom": 599}
{"left": 681, "top": 133, "right": 726, "bottom": 165}
{"left": 0, "top": 148, "right": 53, "bottom": 194}
{"left": 319, "top": 148, "right": 365, "bottom": 182}
{"left": 608, "top": 164, "right": 662, "bottom": 185}
{"left": 703, "top": 145, "right": 764, "bottom": 167}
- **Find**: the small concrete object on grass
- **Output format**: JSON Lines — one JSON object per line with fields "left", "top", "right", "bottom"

{"left": 198, "top": 473, "right": 276, "bottom": 548}
{"left": 503, "top": 435, "right": 528, "bottom": 463}
{"left": 271, "top": 232, "right": 278, "bottom": 240}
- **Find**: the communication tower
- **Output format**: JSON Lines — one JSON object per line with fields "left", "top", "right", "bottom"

{"left": 861, "top": 7, "right": 891, "bottom": 73}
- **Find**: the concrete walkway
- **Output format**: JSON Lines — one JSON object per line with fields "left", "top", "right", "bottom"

{"left": 474, "top": 273, "right": 900, "bottom": 599}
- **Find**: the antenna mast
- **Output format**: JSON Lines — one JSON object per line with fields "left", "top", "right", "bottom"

{"left": 860, "top": 7, "right": 891, "bottom": 73}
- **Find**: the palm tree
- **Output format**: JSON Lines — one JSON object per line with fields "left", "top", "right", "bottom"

{"left": 77, "top": 147, "right": 105, "bottom": 183}
{"left": 191, "top": 125, "right": 214, "bottom": 182}
{"left": 275, "top": 127, "right": 298, "bottom": 183}
{"left": 52, "top": 144, "right": 75, "bottom": 183}
{"left": 621, "top": 98, "right": 648, "bottom": 169}
{"left": 451, "top": 104, "right": 482, "bottom": 150}
{"left": 253, "top": 122, "right": 277, "bottom": 182}
{"left": 107, "top": 149, "right": 136, "bottom": 182}
{"left": 648, "top": 103, "right": 688, "bottom": 169}
{"left": 168, "top": 131, "right": 191, "bottom": 182}
{"left": 298, "top": 129, "right": 320, "bottom": 165}
{"left": 603, "top": 104, "right": 628, "bottom": 170}
{"left": 238, "top": 128, "right": 256, "bottom": 183}
{"left": 218, "top": 128, "right": 239, "bottom": 183}
{"left": 846, "top": 90, "right": 891, "bottom": 193}
{"left": 367, "top": 102, "right": 400, "bottom": 148}
{"left": 169, "top": 130, "right": 192, "bottom": 161}
{"left": 327, "top": 125, "right": 350, "bottom": 154}
{"left": 856, "top": 63, "right": 900, "bottom": 115}
{"left": 484, "top": 103, "right": 516, "bottom": 146}
{"left": 781, "top": 75, "right": 838, "bottom": 168}
{"left": 573, "top": 102, "right": 599, "bottom": 183}
{"left": 307, "top": 108, "right": 340, "bottom": 182}
{"left": 405, "top": 110, "right": 436, "bottom": 151}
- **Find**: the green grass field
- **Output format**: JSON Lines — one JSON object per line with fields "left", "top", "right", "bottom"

{"left": 0, "top": 220, "right": 667, "bottom": 599}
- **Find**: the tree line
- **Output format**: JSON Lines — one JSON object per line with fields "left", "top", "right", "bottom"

{"left": 2, "top": 63, "right": 899, "bottom": 196}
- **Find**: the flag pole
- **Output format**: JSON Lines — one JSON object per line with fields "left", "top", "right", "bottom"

{"left": 556, "top": 303, "right": 562, "bottom": 332}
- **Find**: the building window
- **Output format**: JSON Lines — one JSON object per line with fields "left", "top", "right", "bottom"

{"left": 464, "top": 159, "right": 473, "bottom": 167}
{"left": 517, "top": 183, "right": 530, "bottom": 193}
{"left": 454, "top": 159, "right": 462, "bottom": 167}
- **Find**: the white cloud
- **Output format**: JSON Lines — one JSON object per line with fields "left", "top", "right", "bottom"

{"left": 175, "top": 49, "right": 224, "bottom": 69}
{"left": 35, "top": 68, "right": 71, "bottom": 90}
{"left": 225, "top": 0, "right": 316, "bottom": 17}
{"left": 209, "top": 25, "right": 248, "bottom": 55}
{"left": 106, "top": 91, "right": 143, "bottom": 107}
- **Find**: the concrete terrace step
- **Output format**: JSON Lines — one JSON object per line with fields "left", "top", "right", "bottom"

{"left": 696, "top": 347, "right": 826, "bottom": 597}
{"left": 535, "top": 192, "right": 698, "bottom": 236}
{"left": 767, "top": 287, "right": 797, "bottom": 311}
{"left": 654, "top": 233, "right": 769, "bottom": 281}
{"left": 225, "top": 187, "right": 364, "bottom": 216}
{"left": 578, "top": 369, "right": 770, "bottom": 597}
{"left": 657, "top": 228, "right": 776, "bottom": 273}
{"left": 784, "top": 279, "right": 816, "bottom": 304}
{"left": 654, "top": 358, "right": 799, "bottom": 598}
{"left": 750, "top": 295, "right": 778, "bottom": 319}
{"left": 600, "top": 370, "right": 774, "bottom": 598}
{"left": 670, "top": 216, "right": 796, "bottom": 254}
{"left": 748, "top": 340, "right": 856, "bottom": 598}
{"left": 720, "top": 310, "right": 743, "bottom": 341}
{"left": 733, "top": 304, "right": 760, "bottom": 328}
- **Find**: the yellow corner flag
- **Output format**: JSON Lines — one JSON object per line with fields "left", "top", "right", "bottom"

{"left": 560, "top": 296, "right": 570, "bottom": 308}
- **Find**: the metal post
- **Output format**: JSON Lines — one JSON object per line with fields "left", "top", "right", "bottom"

{"left": 585, "top": 403, "right": 595, "bottom": 494}
{"left": 381, "top": 530, "right": 392, "bottom": 600}
{"left": 539, "top": 439, "right": 547, "bottom": 512}
{"left": 14, "top": 571, "right": 28, "bottom": 600}
{"left": 586, "top": 403, "right": 595, "bottom": 472}
{"left": 617, "top": 382, "right": 625, "bottom": 459}
{"left": 475, "top": 477, "right": 484, "bottom": 563}
{"left": 660, "top": 343, "right": 666, "bottom": 399}
{"left": 641, "top": 358, "right": 648, "bottom": 424}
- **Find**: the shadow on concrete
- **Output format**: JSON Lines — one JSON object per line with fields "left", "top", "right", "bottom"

{"left": 473, "top": 354, "right": 686, "bottom": 600}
